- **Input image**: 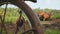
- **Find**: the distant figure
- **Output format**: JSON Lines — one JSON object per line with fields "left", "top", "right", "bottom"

{"left": 38, "top": 12, "right": 51, "bottom": 21}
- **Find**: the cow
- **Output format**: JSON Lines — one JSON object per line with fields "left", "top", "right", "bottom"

{"left": 43, "top": 12, "right": 51, "bottom": 21}
{"left": 38, "top": 12, "right": 45, "bottom": 21}
{"left": 38, "top": 12, "right": 51, "bottom": 21}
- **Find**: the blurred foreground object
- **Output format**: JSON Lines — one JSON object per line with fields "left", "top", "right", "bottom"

{"left": 24, "top": 0, "right": 37, "bottom": 3}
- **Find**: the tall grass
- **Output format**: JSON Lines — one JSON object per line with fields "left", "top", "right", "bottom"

{"left": 45, "top": 29, "right": 60, "bottom": 34}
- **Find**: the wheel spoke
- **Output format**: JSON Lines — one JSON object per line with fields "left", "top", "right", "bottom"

{"left": 14, "top": 10, "right": 23, "bottom": 34}
{"left": 21, "top": 29, "right": 37, "bottom": 34}
{"left": 0, "top": 1, "right": 8, "bottom": 34}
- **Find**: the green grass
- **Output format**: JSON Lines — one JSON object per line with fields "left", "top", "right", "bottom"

{"left": 45, "top": 29, "right": 60, "bottom": 34}
{"left": 0, "top": 28, "right": 6, "bottom": 34}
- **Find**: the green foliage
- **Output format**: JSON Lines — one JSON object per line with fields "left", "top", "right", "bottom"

{"left": 0, "top": 8, "right": 60, "bottom": 24}
{"left": 0, "top": 8, "right": 29, "bottom": 24}
{"left": 0, "top": 8, "right": 20, "bottom": 24}
{"left": 33, "top": 8, "right": 40, "bottom": 13}
{"left": 33, "top": 8, "right": 60, "bottom": 20}
{"left": 45, "top": 29, "right": 60, "bottom": 34}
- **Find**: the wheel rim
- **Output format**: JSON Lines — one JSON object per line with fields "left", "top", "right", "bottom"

{"left": 0, "top": 0, "right": 44, "bottom": 34}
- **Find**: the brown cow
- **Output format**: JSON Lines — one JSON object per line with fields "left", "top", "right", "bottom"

{"left": 38, "top": 12, "right": 44, "bottom": 21}
{"left": 38, "top": 12, "right": 51, "bottom": 21}
{"left": 43, "top": 12, "right": 51, "bottom": 21}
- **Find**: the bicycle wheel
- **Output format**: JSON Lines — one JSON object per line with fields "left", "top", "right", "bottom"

{"left": 0, "top": 0, "right": 44, "bottom": 34}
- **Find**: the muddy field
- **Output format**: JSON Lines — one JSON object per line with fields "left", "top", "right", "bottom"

{"left": 0, "top": 19, "right": 60, "bottom": 34}
{"left": 0, "top": 23, "right": 31, "bottom": 34}
{"left": 41, "top": 19, "right": 60, "bottom": 30}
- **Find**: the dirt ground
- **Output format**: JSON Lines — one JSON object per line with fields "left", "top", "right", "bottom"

{"left": 41, "top": 19, "right": 60, "bottom": 30}
{"left": 0, "top": 19, "right": 60, "bottom": 34}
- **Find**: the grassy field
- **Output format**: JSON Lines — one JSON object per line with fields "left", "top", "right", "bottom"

{"left": 0, "top": 8, "right": 60, "bottom": 34}
{"left": 0, "top": 29, "right": 60, "bottom": 34}
{"left": 45, "top": 29, "right": 60, "bottom": 34}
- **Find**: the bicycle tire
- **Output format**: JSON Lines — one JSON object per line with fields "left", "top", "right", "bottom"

{"left": 0, "top": 0, "right": 44, "bottom": 34}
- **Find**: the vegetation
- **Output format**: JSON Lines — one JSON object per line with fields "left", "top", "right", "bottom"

{"left": 33, "top": 8, "right": 60, "bottom": 20}
{"left": 0, "top": 8, "right": 60, "bottom": 23}
{"left": 45, "top": 29, "right": 60, "bottom": 34}
{"left": 0, "top": 8, "right": 60, "bottom": 34}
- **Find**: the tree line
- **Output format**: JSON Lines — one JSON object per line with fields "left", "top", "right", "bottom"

{"left": 0, "top": 8, "right": 60, "bottom": 24}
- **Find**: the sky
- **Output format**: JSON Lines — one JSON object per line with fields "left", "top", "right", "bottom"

{"left": 25, "top": 0, "right": 60, "bottom": 9}
{"left": 1, "top": 0, "right": 60, "bottom": 10}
